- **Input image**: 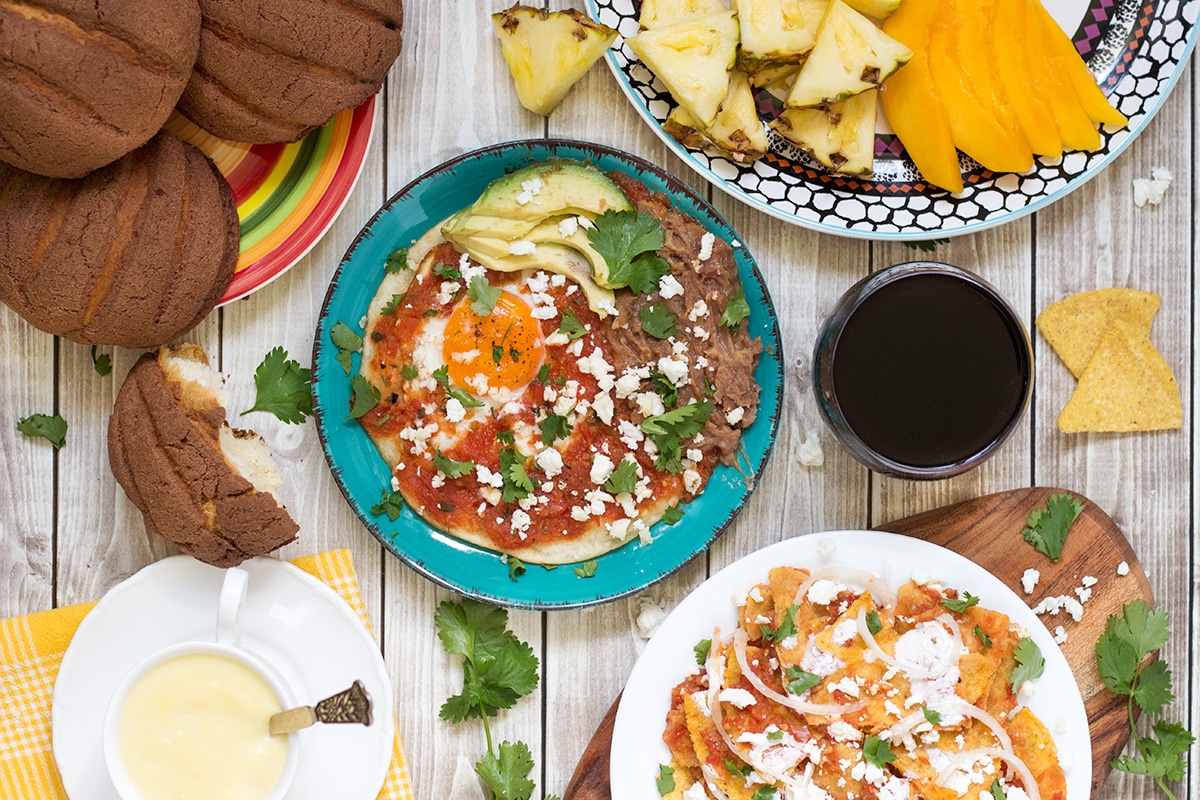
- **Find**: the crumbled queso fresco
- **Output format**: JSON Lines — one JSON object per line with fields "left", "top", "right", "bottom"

{"left": 1132, "top": 167, "right": 1172, "bottom": 207}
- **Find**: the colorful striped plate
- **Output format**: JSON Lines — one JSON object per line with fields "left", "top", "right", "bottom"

{"left": 166, "top": 96, "right": 376, "bottom": 305}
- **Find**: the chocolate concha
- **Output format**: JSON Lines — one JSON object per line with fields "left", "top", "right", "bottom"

{"left": 0, "top": 131, "right": 238, "bottom": 348}
{"left": 0, "top": 0, "right": 201, "bottom": 178}
{"left": 108, "top": 344, "right": 299, "bottom": 568}
{"left": 177, "top": 0, "right": 403, "bottom": 143}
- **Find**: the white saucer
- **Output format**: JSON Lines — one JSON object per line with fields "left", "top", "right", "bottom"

{"left": 52, "top": 555, "right": 394, "bottom": 800}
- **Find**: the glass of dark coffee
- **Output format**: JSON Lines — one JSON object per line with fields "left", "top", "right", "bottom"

{"left": 813, "top": 262, "right": 1033, "bottom": 480}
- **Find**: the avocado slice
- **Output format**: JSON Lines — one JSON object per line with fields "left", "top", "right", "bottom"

{"left": 445, "top": 162, "right": 632, "bottom": 225}
{"left": 458, "top": 241, "right": 617, "bottom": 316}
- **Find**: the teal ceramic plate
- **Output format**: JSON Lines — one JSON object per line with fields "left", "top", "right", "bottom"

{"left": 312, "top": 139, "right": 783, "bottom": 610}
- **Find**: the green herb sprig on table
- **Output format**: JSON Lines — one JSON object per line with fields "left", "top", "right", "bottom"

{"left": 242, "top": 347, "right": 312, "bottom": 423}
{"left": 435, "top": 598, "right": 558, "bottom": 800}
{"left": 1096, "top": 599, "right": 1194, "bottom": 800}
{"left": 17, "top": 413, "right": 67, "bottom": 449}
{"left": 1021, "top": 492, "right": 1083, "bottom": 562}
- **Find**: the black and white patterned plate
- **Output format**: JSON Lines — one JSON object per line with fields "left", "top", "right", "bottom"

{"left": 589, "top": 0, "right": 1198, "bottom": 239}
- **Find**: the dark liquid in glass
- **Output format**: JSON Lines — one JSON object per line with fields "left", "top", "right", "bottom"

{"left": 830, "top": 273, "right": 1029, "bottom": 468}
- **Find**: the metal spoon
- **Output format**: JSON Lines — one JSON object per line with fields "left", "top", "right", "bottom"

{"left": 269, "top": 680, "right": 373, "bottom": 735}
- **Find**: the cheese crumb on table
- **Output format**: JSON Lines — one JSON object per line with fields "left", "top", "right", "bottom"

{"left": 797, "top": 429, "right": 824, "bottom": 467}
{"left": 1132, "top": 166, "right": 1173, "bottom": 207}
{"left": 1021, "top": 568, "right": 1040, "bottom": 595}
{"left": 1117, "top": 560, "right": 1130, "bottom": 576}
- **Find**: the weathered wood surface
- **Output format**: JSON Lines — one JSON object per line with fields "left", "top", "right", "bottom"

{"left": 0, "top": 2, "right": 1193, "bottom": 800}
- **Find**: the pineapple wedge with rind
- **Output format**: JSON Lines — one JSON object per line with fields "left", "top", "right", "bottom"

{"left": 627, "top": 10, "right": 739, "bottom": 127}
{"left": 733, "top": 0, "right": 831, "bottom": 73}
{"left": 663, "top": 71, "right": 770, "bottom": 162}
{"left": 492, "top": 5, "right": 618, "bottom": 117}
{"left": 640, "top": 0, "right": 730, "bottom": 29}
{"left": 784, "top": 0, "right": 913, "bottom": 108}
{"left": 771, "top": 89, "right": 878, "bottom": 174}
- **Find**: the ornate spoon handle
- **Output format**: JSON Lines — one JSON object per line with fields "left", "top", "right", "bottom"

{"left": 269, "top": 680, "right": 373, "bottom": 735}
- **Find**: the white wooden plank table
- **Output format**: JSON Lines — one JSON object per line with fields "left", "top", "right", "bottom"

{"left": 0, "top": 3, "right": 1194, "bottom": 799}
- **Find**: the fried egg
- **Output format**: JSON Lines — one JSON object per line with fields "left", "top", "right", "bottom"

{"left": 444, "top": 290, "right": 546, "bottom": 394}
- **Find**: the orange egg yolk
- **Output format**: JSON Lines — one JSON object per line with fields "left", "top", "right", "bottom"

{"left": 443, "top": 291, "right": 546, "bottom": 392}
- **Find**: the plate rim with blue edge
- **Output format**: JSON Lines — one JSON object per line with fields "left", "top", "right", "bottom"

{"left": 588, "top": 0, "right": 1200, "bottom": 240}
{"left": 311, "top": 138, "right": 784, "bottom": 610}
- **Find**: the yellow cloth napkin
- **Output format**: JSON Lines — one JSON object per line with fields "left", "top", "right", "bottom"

{"left": 0, "top": 549, "right": 415, "bottom": 800}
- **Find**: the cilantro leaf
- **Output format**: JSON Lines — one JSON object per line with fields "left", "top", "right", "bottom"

{"left": 865, "top": 610, "right": 882, "bottom": 635}
{"left": 17, "top": 413, "right": 67, "bottom": 449}
{"left": 242, "top": 347, "right": 312, "bottom": 423}
{"left": 752, "top": 787, "right": 778, "bottom": 800}
{"left": 507, "top": 557, "right": 526, "bottom": 581}
{"left": 380, "top": 293, "right": 405, "bottom": 315}
{"left": 640, "top": 303, "right": 678, "bottom": 339}
{"left": 468, "top": 275, "right": 502, "bottom": 316}
{"left": 434, "top": 449, "right": 474, "bottom": 479}
{"left": 557, "top": 308, "right": 586, "bottom": 340}
{"left": 1011, "top": 637, "right": 1044, "bottom": 691}
{"left": 498, "top": 448, "right": 534, "bottom": 503}
{"left": 661, "top": 505, "right": 684, "bottom": 525}
{"left": 649, "top": 371, "right": 679, "bottom": 408}
{"left": 497, "top": 429, "right": 516, "bottom": 445}
{"left": 371, "top": 489, "right": 405, "bottom": 521}
{"left": 941, "top": 591, "right": 980, "bottom": 613}
{"left": 1105, "top": 599, "right": 1170, "bottom": 660}
{"left": 384, "top": 246, "right": 409, "bottom": 273}
{"left": 974, "top": 624, "right": 993, "bottom": 649}
{"left": 330, "top": 321, "right": 363, "bottom": 375}
{"left": 767, "top": 729, "right": 784, "bottom": 741}
{"left": 604, "top": 458, "right": 639, "bottom": 495}
{"left": 863, "top": 736, "right": 895, "bottom": 768}
{"left": 588, "top": 209, "right": 670, "bottom": 294}
{"left": 535, "top": 364, "right": 551, "bottom": 384}
{"left": 90, "top": 345, "right": 112, "bottom": 376}
{"left": 1020, "top": 492, "right": 1083, "bottom": 562}
{"left": 475, "top": 740, "right": 535, "bottom": 800}
{"left": 719, "top": 288, "right": 750, "bottom": 329}
{"left": 434, "top": 261, "right": 462, "bottom": 281}
{"left": 401, "top": 364, "right": 419, "bottom": 380}
{"left": 923, "top": 706, "right": 942, "bottom": 725}
{"left": 724, "top": 759, "right": 752, "bottom": 778}
{"left": 762, "top": 604, "right": 798, "bottom": 644}
{"left": 539, "top": 413, "right": 572, "bottom": 446}
{"left": 904, "top": 238, "right": 949, "bottom": 253}
{"left": 574, "top": 559, "right": 598, "bottom": 578}
{"left": 989, "top": 779, "right": 1005, "bottom": 800}
{"left": 1112, "top": 721, "right": 1194, "bottom": 783}
{"left": 1131, "top": 659, "right": 1175, "bottom": 716}
{"left": 694, "top": 638, "right": 711, "bottom": 666}
{"left": 784, "top": 665, "right": 820, "bottom": 695}
{"left": 642, "top": 402, "right": 713, "bottom": 473}
{"left": 657, "top": 764, "right": 675, "bottom": 796}
{"left": 347, "top": 375, "right": 381, "bottom": 419}
{"left": 433, "top": 365, "right": 485, "bottom": 409}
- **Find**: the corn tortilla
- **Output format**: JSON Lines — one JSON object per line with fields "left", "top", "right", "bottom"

{"left": 1036, "top": 288, "right": 1160, "bottom": 378}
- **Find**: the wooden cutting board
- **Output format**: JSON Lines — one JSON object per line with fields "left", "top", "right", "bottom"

{"left": 563, "top": 487, "right": 1152, "bottom": 800}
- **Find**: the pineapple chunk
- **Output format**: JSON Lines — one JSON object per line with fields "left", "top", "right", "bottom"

{"left": 784, "top": 0, "right": 913, "bottom": 108}
{"left": 842, "top": 0, "right": 902, "bottom": 19}
{"left": 749, "top": 63, "right": 801, "bottom": 89}
{"left": 664, "top": 71, "right": 770, "bottom": 162}
{"left": 492, "top": 5, "right": 617, "bottom": 116}
{"left": 627, "top": 11, "right": 739, "bottom": 127}
{"left": 771, "top": 88, "right": 878, "bottom": 174}
{"left": 640, "top": 0, "right": 730, "bottom": 29}
{"left": 734, "top": 0, "right": 832, "bottom": 73}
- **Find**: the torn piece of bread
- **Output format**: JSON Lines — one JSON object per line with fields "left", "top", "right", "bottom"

{"left": 108, "top": 343, "right": 298, "bottom": 567}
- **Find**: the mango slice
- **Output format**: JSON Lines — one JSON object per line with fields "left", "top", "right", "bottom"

{"left": 1022, "top": 0, "right": 1100, "bottom": 151}
{"left": 1030, "top": 0, "right": 1128, "bottom": 127}
{"left": 880, "top": 0, "right": 962, "bottom": 192}
{"left": 993, "top": 0, "right": 1062, "bottom": 157}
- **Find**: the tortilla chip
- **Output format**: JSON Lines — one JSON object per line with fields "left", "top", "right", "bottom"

{"left": 1057, "top": 320, "right": 1181, "bottom": 432}
{"left": 1036, "top": 289, "right": 1161, "bottom": 377}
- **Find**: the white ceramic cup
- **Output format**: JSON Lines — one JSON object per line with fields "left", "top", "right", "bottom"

{"left": 102, "top": 567, "right": 300, "bottom": 800}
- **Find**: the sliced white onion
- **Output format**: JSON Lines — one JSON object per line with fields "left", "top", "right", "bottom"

{"left": 885, "top": 701, "right": 1014, "bottom": 753}
{"left": 935, "top": 747, "right": 1041, "bottom": 800}
{"left": 792, "top": 566, "right": 897, "bottom": 610}
{"left": 936, "top": 612, "right": 964, "bottom": 649}
{"left": 731, "top": 629, "right": 865, "bottom": 717}
{"left": 699, "top": 764, "right": 733, "bottom": 800}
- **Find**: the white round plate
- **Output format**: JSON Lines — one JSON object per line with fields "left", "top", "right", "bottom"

{"left": 611, "top": 531, "right": 1092, "bottom": 799}
{"left": 590, "top": 0, "right": 1198, "bottom": 239}
{"left": 52, "top": 556, "right": 394, "bottom": 800}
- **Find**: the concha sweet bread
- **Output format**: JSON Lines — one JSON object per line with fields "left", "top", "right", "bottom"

{"left": 177, "top": 0, "right": 404, "bottom": 143}
{"left": 0, "top": 130, "right": 238, "bottom": 348}
{"left": 108, "top": 343, "right": 299, "bottom": 568}
{"left": 0, "top": 0, "right": 201, "bottom": 178}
